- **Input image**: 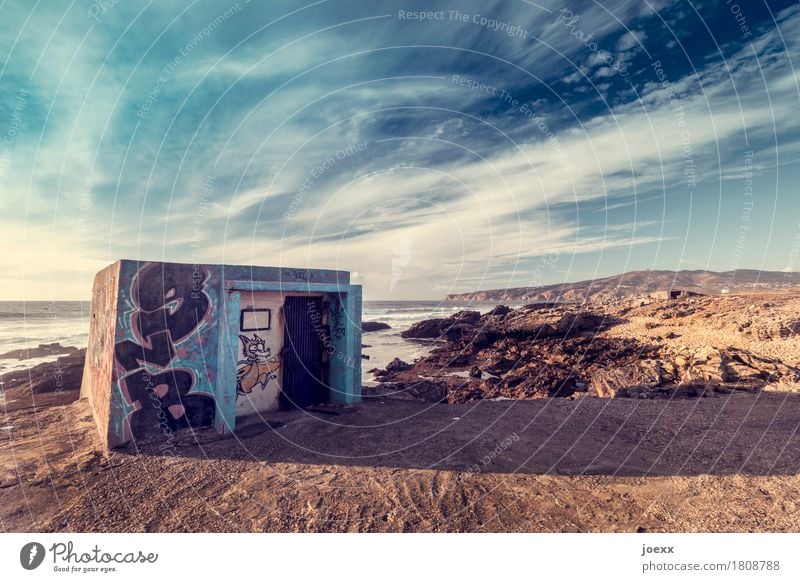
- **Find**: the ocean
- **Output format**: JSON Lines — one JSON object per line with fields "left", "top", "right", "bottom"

{"left": 0, "top": 300, "right": 502, "bottom": 383}
{"left": 360, "top": 300, "right": 501, "bottom": 383}
{"left": 0, "top": 301, "right": 91, "bottom": 374}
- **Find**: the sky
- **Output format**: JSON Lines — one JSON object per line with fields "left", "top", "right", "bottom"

{"left": 0, "top": 0, "right": 799, "bottom": 300}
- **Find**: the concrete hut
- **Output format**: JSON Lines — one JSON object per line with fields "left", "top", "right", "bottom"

{"left": 650, "top": 289, "right": 704, "bottom": 301}
{"left": 81, "top": 260, "right": 362, "bottom": 449}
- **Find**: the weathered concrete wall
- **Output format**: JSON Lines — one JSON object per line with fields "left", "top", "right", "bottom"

{"left": 80, "top": 261, "right": 121, "bottom": 450}
{"left": 83, "top": 259, "right": 362, "bottom": 449}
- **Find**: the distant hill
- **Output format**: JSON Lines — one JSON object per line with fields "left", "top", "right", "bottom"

{"left": 444, "top": 269, "right": 800, "bottom": 303}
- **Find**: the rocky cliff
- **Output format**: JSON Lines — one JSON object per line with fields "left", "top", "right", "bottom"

{"left": 444, "top": 269, "right": 800, "bottom": 303}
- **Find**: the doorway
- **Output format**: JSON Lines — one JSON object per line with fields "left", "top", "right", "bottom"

{"left": 281, "top": 296, "right": 328, "bottom": 409}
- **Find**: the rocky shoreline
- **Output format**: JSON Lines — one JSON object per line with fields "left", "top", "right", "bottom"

{"left": 369, "top": 293, "right": 800, "bottom": 404}
{"left": 6, "top": 294, "right": 800, "bottom": 410}
{"left": 5, "top": 297, "right": 800, "bottom": 533}
{"left": 0, "top": 342, "right": 83, "bottom": 361}
{"left": 0, "top": 345, "right": 86, "bottom": 409}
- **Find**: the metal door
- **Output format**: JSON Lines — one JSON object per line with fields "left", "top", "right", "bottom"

{"left": 281, "top": 296, "right": 327, "bottom": 408}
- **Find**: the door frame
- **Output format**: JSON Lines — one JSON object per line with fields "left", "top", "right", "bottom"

{"left": 215, "top": 280, "right": 361, "bottom": 434}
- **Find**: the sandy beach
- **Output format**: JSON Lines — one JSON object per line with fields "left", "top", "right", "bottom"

{"left": 3, "top": 385, "right": 800, "bottom": 532}
{"left": 4, "top": 291, "right": 800, "bottom": 533}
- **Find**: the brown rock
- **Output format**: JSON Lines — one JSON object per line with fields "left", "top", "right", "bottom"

{"left": 362, "top": 321, "right": 391, "bottom": 332}
{"left": 556, "top": 312, "right": 607, "bottom": 336}
{"left": 452, "top": 310, "right": 482, "bottom": 325}
{"left": 590, "top": 361, "right": 663, "bottom": 398}
{"left": 374, "top": 358, "right": 412, "bottom": 378}
{"left": 401, "top": 318, "right": 447, "bottom": 339}
{"left": 0, "top": 350, "right": 86, "bottom": 393}
{"left": 486, "top": 305, "right": 512, "bottom": 317}
{"left": 408, "top": 380, "right": 449, "bottom": 403}
{"left": 470, "top": 329, "right": 499, "bottom": 348}
{"left": 445, "top": 323, "right": 477, "bottom": 342}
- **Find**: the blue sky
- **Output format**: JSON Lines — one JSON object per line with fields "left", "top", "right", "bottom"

{"left": 0, "top": 0, "right": 798, "bottom": 299}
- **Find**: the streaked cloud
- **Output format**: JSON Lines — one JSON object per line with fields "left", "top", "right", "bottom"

{"left": 1, "top": 0, "right": 798, "bottom": 299}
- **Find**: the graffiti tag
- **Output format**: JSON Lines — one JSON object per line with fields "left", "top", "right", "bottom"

{"left": 114, "top": 263, "right": 215, "bottom": 440}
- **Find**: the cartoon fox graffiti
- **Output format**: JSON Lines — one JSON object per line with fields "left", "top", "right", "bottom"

{"left": 237, "top": 334, "right": 281, "bottom": 396}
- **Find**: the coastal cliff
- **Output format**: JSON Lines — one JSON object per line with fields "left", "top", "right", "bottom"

{"left": 444, "top": 269, "right": 800, "bottom": 303}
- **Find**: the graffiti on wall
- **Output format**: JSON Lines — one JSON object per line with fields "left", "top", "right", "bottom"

{"left": 329, "top": 302, "right": 346, "bottom": 340}
{"left": 114, "top": 263, "right": 215, "bottom": 440}
{"left": 283, "top": 268, "right": 315, "bottom": 281}
{"left": 236, "top": 334, "right": 281, "bottom": 395}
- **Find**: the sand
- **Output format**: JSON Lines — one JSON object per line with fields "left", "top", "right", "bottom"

{"left": 3, "top": 384, "right": 800, "bottom": 532}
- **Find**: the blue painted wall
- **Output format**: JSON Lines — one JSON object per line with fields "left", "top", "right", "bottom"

{"left": 102, "top": 259, "right": 361, "bottom": 448}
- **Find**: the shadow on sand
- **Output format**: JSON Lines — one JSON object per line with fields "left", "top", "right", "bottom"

{"left": 120, "top": 391, "right": 800, "bottom": 477}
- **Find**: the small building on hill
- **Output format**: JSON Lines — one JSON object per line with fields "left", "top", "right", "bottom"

{"left": 81, "top": 260, "right": 362, "bottom": 449}
{"left": 649, "top": 289, "right": 704, "bottom": 301}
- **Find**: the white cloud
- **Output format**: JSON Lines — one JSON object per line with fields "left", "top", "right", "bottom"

{"left": 616, "top": 30, "right": 646, "bottom": 52}
{"left": 1, "top": 0, "right": 799, "bottom": 299}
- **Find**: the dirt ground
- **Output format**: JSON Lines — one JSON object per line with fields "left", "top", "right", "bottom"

{"left": 2, "top": 385, "right": 800, "bottom": 532}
